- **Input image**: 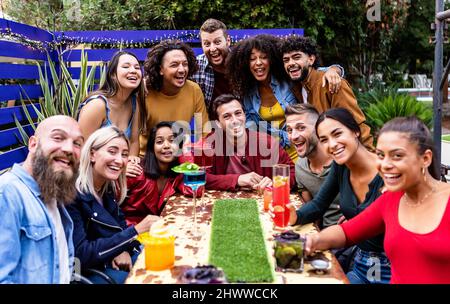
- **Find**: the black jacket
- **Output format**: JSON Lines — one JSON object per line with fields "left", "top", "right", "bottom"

{"left": 66, "top": 189, "right": 141, "bottom": 270}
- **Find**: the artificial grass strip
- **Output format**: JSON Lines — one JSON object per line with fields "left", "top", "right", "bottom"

{"left": 209, "top": 199, "right": 275, "bottom": 283}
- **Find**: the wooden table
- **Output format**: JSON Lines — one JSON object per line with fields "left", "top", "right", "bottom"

{"left": 126, "top": 190, "right": 349, "bottom": 284}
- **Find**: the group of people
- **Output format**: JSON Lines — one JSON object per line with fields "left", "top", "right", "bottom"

{"left": 0, "top": 18, "right": 449, "bottom": 285}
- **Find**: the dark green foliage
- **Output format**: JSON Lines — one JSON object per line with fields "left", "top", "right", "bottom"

{"left": 362, "top": 90, "right": 433, "bottom": 137}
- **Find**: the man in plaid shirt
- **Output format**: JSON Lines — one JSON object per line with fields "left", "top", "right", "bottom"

{"left": 191, "top": 19, "right": 232, "bottom": 106}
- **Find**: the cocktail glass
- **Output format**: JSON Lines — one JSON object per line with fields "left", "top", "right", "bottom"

{"left": 183, "top": 168, "right": 206, "bottom": 236}
{"left": 272, "top": 164, "right": 290, "bottom": 230}
{"left": 191, "top": 143, "right": 214, "bottom": 211}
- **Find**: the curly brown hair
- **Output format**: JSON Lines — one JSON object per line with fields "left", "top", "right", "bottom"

{"left": 226, "top": 34, "right": 288, "bottom": 98}
{"left": 279, "top": 35, "right": 320, "bottom": 69}
{"left": 143, "top": 40, "right": 198, "bottom": 92}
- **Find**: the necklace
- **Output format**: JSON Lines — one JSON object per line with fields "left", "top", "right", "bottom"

{"left": 403, "top": 184, "right": 437, "bottom": 208}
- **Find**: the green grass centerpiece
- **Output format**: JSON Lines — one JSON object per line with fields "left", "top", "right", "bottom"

{"left": 209, "top": 199, "right": 275, "bottom": 283}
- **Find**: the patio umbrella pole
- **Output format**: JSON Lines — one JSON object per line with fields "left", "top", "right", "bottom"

{"left": 434, "top": 0, "right": 445, "bottom": 173}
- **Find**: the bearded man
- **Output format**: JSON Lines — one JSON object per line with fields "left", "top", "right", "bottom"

{"left": 281, "top": 35, "right": 374, "bottom": 151}
{"left": 0, "top": 115, "right": 84, "bottom": 283}
{"left": 285, "top": 104, "right": 342, "bottom": 228}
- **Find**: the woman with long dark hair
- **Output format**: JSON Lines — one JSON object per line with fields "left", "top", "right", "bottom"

{"left": 304, "top": 116, "right": 450, "bottom": 283}
{"left": 78, "top": 51, "right": 146, "bottom": 162}
{"left": 288, "top": 108, "right": 391, "bottom": 284}
{"left": 123, "top": 121, "right": 194, "bottom": 225}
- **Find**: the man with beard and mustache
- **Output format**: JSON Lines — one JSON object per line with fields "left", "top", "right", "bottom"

{"left": 281, "top": 36, "right": 374, "bottom": 151}
{"left": 285, "top": 104, "right": 342, "bottom": 228}
{"left": 0, "top": 115, "right": 84, "bottom": 283}
{"left": 204, "top": 94, "right": 295, "bottom": 192}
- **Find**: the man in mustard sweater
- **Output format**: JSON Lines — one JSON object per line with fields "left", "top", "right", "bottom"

{"left": 280, "top": 36, "right": 374, "bottom": 150}
{"left": 139, "top": 40, "right": 210, "bottom": 158}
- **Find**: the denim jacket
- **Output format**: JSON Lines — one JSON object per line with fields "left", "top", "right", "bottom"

{"left": 0, "top": 164, "right": 74, "bottom": 284}
{"left": 242, "top": 77, "right": 298, "bottom": 149}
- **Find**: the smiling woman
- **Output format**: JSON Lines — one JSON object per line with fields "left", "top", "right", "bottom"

{"left": 77, "top": 51, "right": 146, "bottom": 163}
{"left": 123, "top": 121, "right": 197, "bottom": 225}
{"left": 227, "top": 35, "right": 299, "bottom": 161}
{"left": 288, "top": 108, "right": 391, "bottom": 284}
{"left": 305, "top": 116, "right": 450, "bottom": 284}
{"left": 66, "top": 126, "right": 160, "bottom": 284}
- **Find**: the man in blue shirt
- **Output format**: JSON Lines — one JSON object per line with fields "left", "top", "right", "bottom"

{"left": 0, "top": 115, "right": 84, "bottom": 283}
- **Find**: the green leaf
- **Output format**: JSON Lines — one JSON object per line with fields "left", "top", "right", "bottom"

{"left": 171, "top": 162, "right": 200, "bottom": 173}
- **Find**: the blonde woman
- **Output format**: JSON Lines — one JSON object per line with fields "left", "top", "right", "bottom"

{"left": 66, "top": 126, "right": 159, "bottom": 284}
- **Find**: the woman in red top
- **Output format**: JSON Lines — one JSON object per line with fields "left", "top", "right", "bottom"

{"left": 305, "top": 116, "right": 450, "bottom": 283}
{"left": 122, "top": 121, "right": 191, "bottom": 225}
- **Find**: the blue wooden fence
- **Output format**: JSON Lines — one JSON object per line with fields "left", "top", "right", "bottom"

{"left": 0, "top": 16, "right": 303, "bottom": 171}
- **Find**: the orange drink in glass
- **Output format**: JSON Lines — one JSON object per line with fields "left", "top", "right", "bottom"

{"left": 263, "top": 186, "right": 272, "bottom": 212}
{"left": 272, "top": 164, "right": 290, "bottom": 229}
{"left": 143, "top": 221, "right": 175, "bottom": 271}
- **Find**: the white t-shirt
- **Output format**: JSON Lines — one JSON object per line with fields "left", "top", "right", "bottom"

{"left": 46, "top": 199, "right": 71, "bottom": 284}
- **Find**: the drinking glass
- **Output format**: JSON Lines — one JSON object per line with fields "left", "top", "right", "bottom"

{"left": 183, "top": 168, "right": 206, "bottom": 236}
{"left": 272, "top": 164, "right": 290, "bottom": 230}
{"left": 191, "top": 143, "right": 214, "bottom": 211}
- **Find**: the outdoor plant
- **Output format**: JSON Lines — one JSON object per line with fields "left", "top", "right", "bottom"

{"left": 15, "top": 49, "right": 106, "bottom": 145}
{"left": 362, "top": 89, "right": 433, "bottom": 139}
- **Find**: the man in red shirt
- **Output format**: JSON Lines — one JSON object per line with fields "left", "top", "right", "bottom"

{"left": 204, "top": 94, "right": 295, "bottom": 192}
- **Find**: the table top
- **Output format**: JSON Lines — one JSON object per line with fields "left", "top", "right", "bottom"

{"left": 125, "top": 190, "right": 349, "bottom": 284}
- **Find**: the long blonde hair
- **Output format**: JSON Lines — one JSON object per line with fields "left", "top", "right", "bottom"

{"left": 76, "top": 126, "right": 130, "bottom": 204}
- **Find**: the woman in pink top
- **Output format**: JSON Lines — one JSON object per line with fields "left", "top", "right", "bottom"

{"left": 305, "top": 116, "right": 450, "bottom": 283}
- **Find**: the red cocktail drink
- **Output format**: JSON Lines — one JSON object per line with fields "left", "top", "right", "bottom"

{"left": 272, "top": 164, "right": 290, "bottom": 229}
{"left": 272, "top": 176, "right": 290, "bottom": 228}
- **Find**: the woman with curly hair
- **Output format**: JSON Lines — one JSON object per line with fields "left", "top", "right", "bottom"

{"left": 132, "top": 40, "right": 209, "bottom": 172}
{"left": 227, "top": 34, "right": 342, "bottom": 162}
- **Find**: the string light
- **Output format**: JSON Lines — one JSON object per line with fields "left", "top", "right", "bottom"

{"left": 1, "top": 24, "right": 292, "bottom": 51}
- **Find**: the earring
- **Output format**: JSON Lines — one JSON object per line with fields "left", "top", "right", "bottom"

{"left": 422, "top": 167, "right": 427, "bottom": 183}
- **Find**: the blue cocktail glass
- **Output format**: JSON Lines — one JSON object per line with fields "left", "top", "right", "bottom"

{"left": 183, "top": 169, "right": 206, "bottom": 236}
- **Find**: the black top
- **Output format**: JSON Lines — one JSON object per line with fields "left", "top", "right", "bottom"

{"left": 295, "top": 161, "right": 385, "bottom": 252}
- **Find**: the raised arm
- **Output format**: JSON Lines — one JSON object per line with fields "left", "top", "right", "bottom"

{"left": 129, "top": 103, "right": 141, "bottom": 159}
{"left": 306, "top": 192, "right": 387, "bottom": 255}
{"left": 318, "top": 64, "right": 344, "bottom": 94}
